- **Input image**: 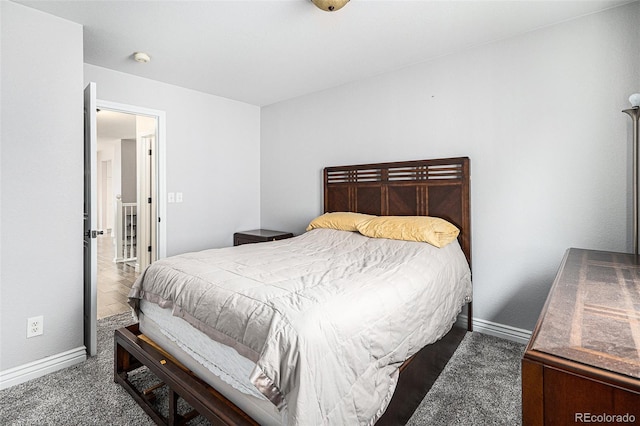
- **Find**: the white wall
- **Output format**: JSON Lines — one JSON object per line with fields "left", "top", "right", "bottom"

{"left": 120, "top": 139, "right": 137, "bottom": 203}
{"left": 84, "top": 64, "right": 261, "bottom": 254}
{"left": 97, "top": 144, "right": 115, "bottom": 231}
{"left": 1, "top": 2, "right": 260, "bottom": 384}
{"left": 1, "top": 2, "right": 84, "bottom": 371}
{"left": 261, "top": 2, "right": 640, "bottom": 333}
{"left": 97, "top": 143, "right": 117, "bottom": 231}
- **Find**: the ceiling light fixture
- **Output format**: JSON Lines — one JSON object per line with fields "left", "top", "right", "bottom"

{"left": 311, "top": 0, "right": 349, "bottom": 12}
{"left": 133, "top": 52, "right": 151, "bottom": 63}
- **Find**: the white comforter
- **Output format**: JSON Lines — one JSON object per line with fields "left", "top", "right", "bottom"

{"left": 129, "top": 228, "right": 472, "bottom": 425}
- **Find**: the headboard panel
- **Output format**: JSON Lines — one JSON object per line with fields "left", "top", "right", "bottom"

{"left": 324, "top": 157, "right": 471, "bottom": 265}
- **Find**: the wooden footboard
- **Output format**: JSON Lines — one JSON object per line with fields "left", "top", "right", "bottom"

{"left": 114, "top": 314, "right": 469, "bottom": 426}
{"left": 114, "top": 323, "right": 258, "bottom": 426}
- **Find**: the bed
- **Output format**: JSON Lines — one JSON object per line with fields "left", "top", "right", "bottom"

{"left": 115, "top": 157, "right": 472, "bottom": 425}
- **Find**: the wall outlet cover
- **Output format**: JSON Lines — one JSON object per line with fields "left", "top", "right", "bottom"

{"left": 27, "top": 315, "right": 44, "bottom": 338}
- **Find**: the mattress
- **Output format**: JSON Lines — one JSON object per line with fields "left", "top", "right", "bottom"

{"left": 138, "top": 300, "right": 287, "bottom": 425}
{"left": 130, "top": 228, "right": 472, "bottom": 424}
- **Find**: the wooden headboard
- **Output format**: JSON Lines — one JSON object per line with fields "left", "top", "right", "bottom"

{"left": 324, "top": 157, "right": 471, "bottom": 266}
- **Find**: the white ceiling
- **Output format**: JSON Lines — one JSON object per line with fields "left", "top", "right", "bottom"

{"left": 96, "top": 109, "right": 156, "bottom": 152}
{"left": 18, "top": 0, "right": 632, "bottom": 106}
{"left": 97, "top": 110, "right": 136, "bottom": 144}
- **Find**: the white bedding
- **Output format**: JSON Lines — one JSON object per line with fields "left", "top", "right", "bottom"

{"left": 129, "top": 228, "right": 472, "bottom": 425}
{"left": 138, "top": 304, "right": 287, "bottom": 425}
{"left": 140, "top": 299, "right": 263, "bottom": 398}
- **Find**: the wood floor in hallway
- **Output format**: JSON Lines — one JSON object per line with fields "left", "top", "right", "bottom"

{"left": 97, "top": 234, "right": 138, "bottom": 319}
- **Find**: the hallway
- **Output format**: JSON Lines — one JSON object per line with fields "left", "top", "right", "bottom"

{"left": 97, "top": 234, "right": 138, "bottom": 319}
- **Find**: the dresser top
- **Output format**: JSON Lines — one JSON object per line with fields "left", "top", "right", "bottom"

{"left": 530, "top": 248, "right": 640, "bottom": 379}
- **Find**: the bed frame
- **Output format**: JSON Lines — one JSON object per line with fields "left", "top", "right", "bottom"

{"left": 115, "top": 157, "right": 472, "bottom": 425}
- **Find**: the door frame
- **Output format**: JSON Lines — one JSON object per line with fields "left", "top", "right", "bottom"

{"left": 84, "top": 82, "right": 98, "bottom": 356}
{"left": 96, "top": 99, "right": 167, "bottom": 260}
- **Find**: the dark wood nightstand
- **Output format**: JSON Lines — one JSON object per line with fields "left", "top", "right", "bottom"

{"left": 233, "top": 229, "right": 294, "bottom": 246}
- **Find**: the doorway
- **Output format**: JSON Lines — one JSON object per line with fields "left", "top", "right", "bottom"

{"left": 85, "top": 89, "right": 166, "bottom": 355}
{"left": 94, "top": 102, "right": 166, "bottom": 319}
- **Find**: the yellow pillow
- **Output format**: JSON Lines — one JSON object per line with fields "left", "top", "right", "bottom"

{"left": 356, "top": 216, "right": 460, "bottom": 248}
{"left": 306, "top": 212, "right": 375, "bottom": 232}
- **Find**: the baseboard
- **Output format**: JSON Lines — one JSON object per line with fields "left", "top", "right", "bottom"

{"left": 0, "top": 346, "right": 86, "bottom": 390}
{"left": 457, "top": 315, "right": 532, "bottom": 345}
{"left": 474, "top": 318, "right": 532, "bottom": 345}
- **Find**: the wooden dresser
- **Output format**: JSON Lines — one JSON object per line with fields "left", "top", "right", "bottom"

{"left": 522, "top": 248, "right": 640, "bottom": 425}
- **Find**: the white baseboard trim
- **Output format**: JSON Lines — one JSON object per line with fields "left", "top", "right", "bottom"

{"left": 0, "top": 346, "right": 86, "bottom": 390}
{"left": 472, "top": 318, "right": 532, "bottom": 345}
{"left": 456, "top": 315, "right": 532, "bottom": 345}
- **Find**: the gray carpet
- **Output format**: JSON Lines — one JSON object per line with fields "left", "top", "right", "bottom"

{"left": 407, "top": 331, "right": 524, "bottom": 425}
{"left": 0, "top": 313, "right": 524, "bottom": 425}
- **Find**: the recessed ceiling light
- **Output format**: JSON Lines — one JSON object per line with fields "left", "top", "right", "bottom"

{"left": 133, "top": 52, "right": 151, "bottom": 63}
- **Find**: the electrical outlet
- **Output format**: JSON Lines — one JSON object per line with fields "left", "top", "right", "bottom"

{"left": 27, "top": 315, "right": 43, "bottom": 338}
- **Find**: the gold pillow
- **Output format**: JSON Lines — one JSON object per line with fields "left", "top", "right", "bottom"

{"left": 306, "top": 212, "right": 375, "bottom": 232}
{"left": 356, "top": 216, "right": 460, "bottom": 248}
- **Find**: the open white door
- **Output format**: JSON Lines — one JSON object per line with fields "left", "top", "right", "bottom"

{"left": 84, "top": 82, "right": 98, "bottom": 356}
